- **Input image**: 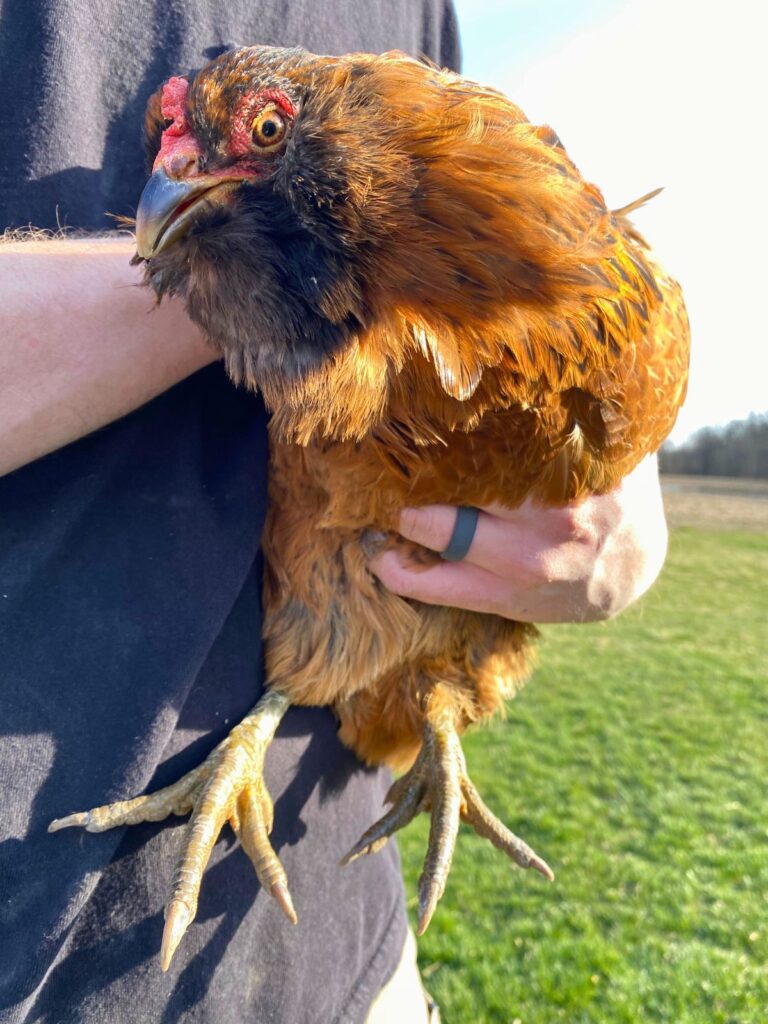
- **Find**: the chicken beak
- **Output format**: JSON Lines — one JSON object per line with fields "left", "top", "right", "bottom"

{"left": 134, "top": 168, "right": 239, "bottom": 259}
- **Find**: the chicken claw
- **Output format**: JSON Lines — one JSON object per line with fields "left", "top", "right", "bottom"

{"left": 49, "top": 689, "right": 292, "bottom": 969}
{"left": 341, "top": 706, "right": 553, "bottom": 934}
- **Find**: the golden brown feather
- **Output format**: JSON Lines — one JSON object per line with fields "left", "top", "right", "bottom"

{"left": 50, "top": 45, "right": 690, "bottom": 964}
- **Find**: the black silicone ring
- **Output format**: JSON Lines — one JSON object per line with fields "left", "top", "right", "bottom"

{"left": 440, "top": 506, "right": 480, "bottom": 562}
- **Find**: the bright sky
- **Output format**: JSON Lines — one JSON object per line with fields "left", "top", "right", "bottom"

{"left": 453, "top": 0, "right": 766, "bottom": 442}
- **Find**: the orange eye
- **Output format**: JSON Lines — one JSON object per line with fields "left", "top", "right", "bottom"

{"left": 251, "top": 105, "right": 287, "bottom": 149}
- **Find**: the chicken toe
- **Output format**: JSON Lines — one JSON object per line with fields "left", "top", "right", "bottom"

{"left": 341, "top": 704, "right": 553, "bottom": 934}
{"left": 49, "top": 688, "right": 292, "bottom": 969}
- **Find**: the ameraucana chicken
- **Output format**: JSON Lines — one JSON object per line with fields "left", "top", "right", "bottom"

{"left": 49, "top": 45, "right": 690, "bottom": 970}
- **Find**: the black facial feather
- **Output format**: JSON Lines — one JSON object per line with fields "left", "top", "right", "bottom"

{"left": 143, "top": 185, "right": 366, "bottom": 386}
{"left": 138, "top": 47, "right": 385, "bottom": 390}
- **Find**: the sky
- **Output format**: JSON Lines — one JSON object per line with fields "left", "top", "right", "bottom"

{"left": 452, "top": 0, "right": 767, "bottom": 443}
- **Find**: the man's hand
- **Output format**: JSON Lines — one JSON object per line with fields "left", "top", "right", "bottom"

{"left": 370, "top": 455, "right": 668, "bottom": 623}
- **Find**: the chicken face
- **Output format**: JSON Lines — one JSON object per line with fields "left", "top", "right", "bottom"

{"left": 135, "top": 74, "right": 299, "bottom": 257}
{"left": 134, "top": 46, "right": 415, "bottom": 405}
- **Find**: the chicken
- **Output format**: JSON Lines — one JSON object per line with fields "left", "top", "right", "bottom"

{"left": 49, "top": 45, "right": 690, "bottom": 970}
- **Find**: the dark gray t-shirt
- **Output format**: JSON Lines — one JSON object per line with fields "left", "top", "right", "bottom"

{"left": 0, "top": 3, "right": 460, "bottom": 1022}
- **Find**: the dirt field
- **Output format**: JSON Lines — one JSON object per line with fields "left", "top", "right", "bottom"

{"left": 661, "top": 474, "right": 768, "bottom": 532}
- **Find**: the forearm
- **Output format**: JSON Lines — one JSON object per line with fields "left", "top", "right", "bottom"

{"left": 0, "top": 235, "right": 215, "bottom": 476}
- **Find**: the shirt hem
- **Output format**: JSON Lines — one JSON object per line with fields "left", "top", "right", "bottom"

{"left": 332, "top": 898, "right": 408, "bottom": 1024}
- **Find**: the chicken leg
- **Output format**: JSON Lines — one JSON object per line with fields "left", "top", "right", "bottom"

{"left": 340, "top": 701, "right": 554, "bottom": 933}
{"left": 49, "top": 688, "right": 293, "bottom": 969}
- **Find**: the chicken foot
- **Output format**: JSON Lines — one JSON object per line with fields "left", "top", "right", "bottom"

{"left": 49, "top": 688, "right": 293, "bottom": 970}
{"left": 340, "top": 704, "right": 554, "bottom": 934}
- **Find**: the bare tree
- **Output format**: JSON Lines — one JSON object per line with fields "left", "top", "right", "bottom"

{"left": 660, "top": 414, "right": 768, "bottom": 478}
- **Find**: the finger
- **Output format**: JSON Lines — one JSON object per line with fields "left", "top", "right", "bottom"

{"left": 397, "top": 505, "right": 547, "bottom": 579}
{"left": 370, "top": 550, "right": 513, "bottom": 615}
{"left": 397, "top": 505, "right": 472, "bottom": 554}
{"left": 371, "top": 547, "right": 594, "bottom": 623}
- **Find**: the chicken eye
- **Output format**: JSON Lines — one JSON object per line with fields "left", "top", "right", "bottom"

{"left": 251, "top": 105, "right": 287, "bottom": 149}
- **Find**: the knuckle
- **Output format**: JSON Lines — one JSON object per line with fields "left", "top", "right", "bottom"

{"left": 562, "top": 507, "right": 600, "bottom": 552}
{"left": 556, "top": 504, "right": 585, "bottom": 536}
{"left": 586, "top": 585, "right": 623, "bottom": 621}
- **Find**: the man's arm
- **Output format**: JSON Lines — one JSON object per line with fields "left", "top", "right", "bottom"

{"left": 371, "top": 454, "right": 668, "bottom": 623}
{"left": 0, "top": 236, "right": 215, "bottom": 477}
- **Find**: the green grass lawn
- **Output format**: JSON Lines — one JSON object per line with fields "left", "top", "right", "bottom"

{"left": 398, "top": 529, "right": 768, "bottom": 1023}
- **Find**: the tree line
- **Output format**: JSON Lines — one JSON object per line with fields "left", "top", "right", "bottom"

{"left": 660, "top": 413, "right": 768, "bottom": 479}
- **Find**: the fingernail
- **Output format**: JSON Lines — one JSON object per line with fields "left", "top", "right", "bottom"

{"left": 360, "top": 528, "right": 388, "bottom": 561}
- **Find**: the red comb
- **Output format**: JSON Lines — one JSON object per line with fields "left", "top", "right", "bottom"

{"left": 154, "top": 76, "right": 200, "bottom": 173}
{"left": 160, "top": 77, "right": 189, "bottom": 127}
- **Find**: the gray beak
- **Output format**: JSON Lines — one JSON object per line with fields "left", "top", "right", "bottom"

{"left": 135, "top": 168, "right": 240, "bottom": 258}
